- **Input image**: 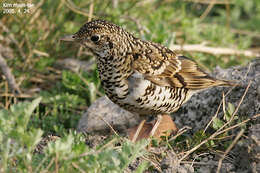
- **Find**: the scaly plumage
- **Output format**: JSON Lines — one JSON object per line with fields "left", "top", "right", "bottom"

{"left": 60, "top": 19, "right": 232, "bottom": 117}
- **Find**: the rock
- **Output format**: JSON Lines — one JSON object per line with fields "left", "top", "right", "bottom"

{"left": 161, "top": 151, "right": 194, "bottom": 173}
{"left": 54, "top": 58, "right": 95, "bottom": 73}
{"left": 209, "top": 123, "right": 260, "bottom": 173}
{"left": 175, "top": 58, "right": 260, "bottom": 132}
{"left": 248, "top": 124, "right": 260, "bottom": 172}
{"left": 196, "top": 160, "right": 235, "bottom": 173}
{"left": 77, "top": 96, "right": 140, "bottom": 133}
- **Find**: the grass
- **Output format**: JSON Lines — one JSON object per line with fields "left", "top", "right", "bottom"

{"left": 0, "top": 97, "right": 149, "bottom": 172}
{"left": 1, "top": 0, "right": 260, "bottom": 172}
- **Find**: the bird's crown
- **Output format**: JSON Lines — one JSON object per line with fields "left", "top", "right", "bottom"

{"left": 75, "top": 20, "right": 123, "bottom": 38}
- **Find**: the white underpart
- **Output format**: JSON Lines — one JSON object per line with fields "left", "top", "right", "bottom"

{"left": 124, "top": 71, "right": 185, "bottom": 114}
{"left": 115, "top": 82, "right": 128, "bottom": 98}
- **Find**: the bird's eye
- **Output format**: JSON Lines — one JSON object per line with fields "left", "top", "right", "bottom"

{"left": 90, "top": 35, "right": 100, "bottom": 42}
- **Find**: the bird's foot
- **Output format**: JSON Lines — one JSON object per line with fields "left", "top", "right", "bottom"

{"left": 128, "top": 114, "right": 178, "bottom": 142}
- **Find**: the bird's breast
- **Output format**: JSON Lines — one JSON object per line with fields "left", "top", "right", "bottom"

{"left": 96, "top": 58, "right": 130, "bottom": 102}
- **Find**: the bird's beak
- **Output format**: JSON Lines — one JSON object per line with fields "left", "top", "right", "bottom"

{"left": 59, "top": 34, "right": 76, "bottom": 42}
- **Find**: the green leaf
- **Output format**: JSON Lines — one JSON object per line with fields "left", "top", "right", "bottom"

{"left": 26, "top": 97, "right": 42, "bottom": 117}
{"left": 227, "top": 102, "right": 235, "bottom": 116}
{"left": 224, "top": 102, "right": 236, "bottom": 121}
{"left": 135, "top": 161, "right": 149, "bottom": 173}
{"left": 212, "top": 117, "right": 225, "bottom": 130}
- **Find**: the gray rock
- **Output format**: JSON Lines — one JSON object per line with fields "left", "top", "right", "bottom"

{"left": 248, "top": 124, "right": 260, "bottom": 172}
{"left": 77, "top": 96, "right": 140, "bottom": 133}
{"left": 54, "top": 58, "right": 95, "bottom": 73}
{"left": 196, "top": 160, "right": 235, "bottom": 173}
{"left": 161, "top": 151, "right": 194, "bottom": 173}
{"left": 212, "top": 123, "right": 260, "bottom": 173}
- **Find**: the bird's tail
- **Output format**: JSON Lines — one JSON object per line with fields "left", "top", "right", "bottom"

{"left": 213, "top": 79, "right": 238, "bottom": 87}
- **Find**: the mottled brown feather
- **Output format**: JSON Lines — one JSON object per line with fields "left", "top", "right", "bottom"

{"left": 134, "top": 53, "right": 233, "bottom": 89}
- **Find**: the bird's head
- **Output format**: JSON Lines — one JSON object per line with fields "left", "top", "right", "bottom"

{"left": 60, "top": 20, "right": 132, "bottom": 58}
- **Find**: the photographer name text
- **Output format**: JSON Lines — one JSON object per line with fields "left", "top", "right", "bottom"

{"left": 2, "top": 2, "right": 34, "bottom": 14}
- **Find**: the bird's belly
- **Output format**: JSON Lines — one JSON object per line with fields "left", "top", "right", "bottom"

{"left": 119, "top": 74, "right": 192, "bottom": 115}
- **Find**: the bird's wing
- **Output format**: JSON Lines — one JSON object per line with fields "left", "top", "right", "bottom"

{"left": 132, "top": 47, "right": 230, "bottom": 89}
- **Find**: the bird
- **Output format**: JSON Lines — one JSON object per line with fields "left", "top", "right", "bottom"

{"left": 60, "top": 19, "right": 233, "bottom": 141}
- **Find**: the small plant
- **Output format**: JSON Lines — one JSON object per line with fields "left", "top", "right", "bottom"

{"left": 0, "top": 98, "right": 149, "bottom": 172}
{"left": 0, "top": 98, "right": 43, "bottom": 172}
{"left": 212, "top": 102, "right": 239, "bottom": 131}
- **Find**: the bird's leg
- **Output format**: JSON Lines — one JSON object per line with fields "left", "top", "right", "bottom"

{"left": 131, "top": 119, "right": 146, "bottom": 143}
{"left": 149, "top": 114, "right": 163, "bottom": 137}
{"left": 149, "top": 114, "right": 178, "bottom": 138}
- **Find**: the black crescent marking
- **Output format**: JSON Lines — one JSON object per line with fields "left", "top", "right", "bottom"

{"left": 173, "top": 73, "right": 187, "bottom": 87}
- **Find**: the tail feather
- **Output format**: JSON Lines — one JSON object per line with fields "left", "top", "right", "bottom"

{"left": 213, "top": 79, "right": 238, "bottom": 87}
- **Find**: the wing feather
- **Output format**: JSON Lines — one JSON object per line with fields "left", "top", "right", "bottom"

{"left": 132, "top": 47, "right": 231, "bottom": 90}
